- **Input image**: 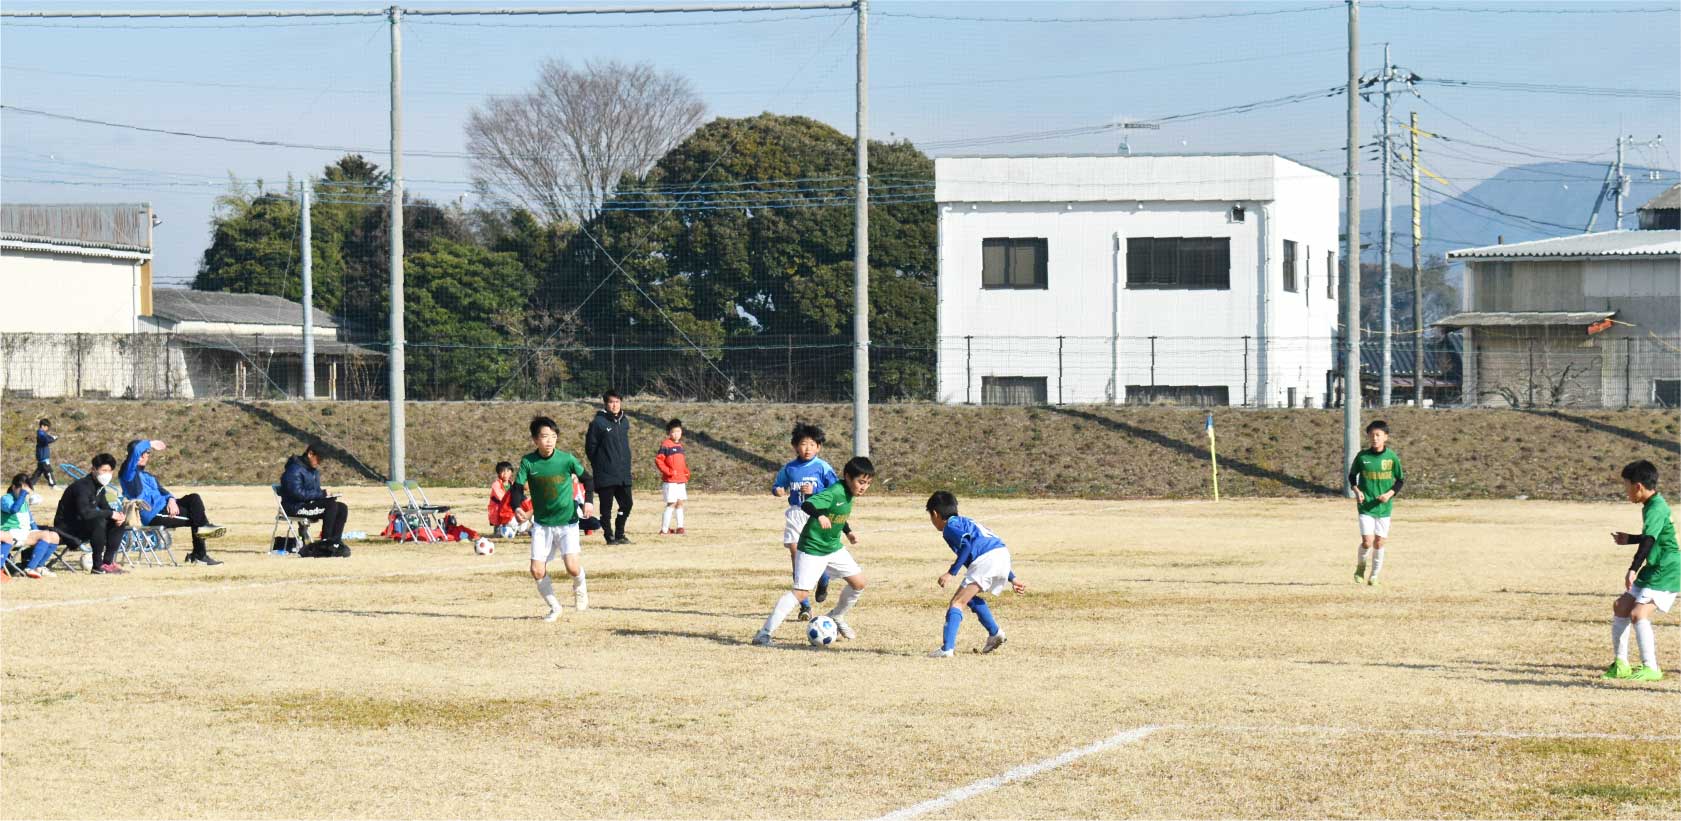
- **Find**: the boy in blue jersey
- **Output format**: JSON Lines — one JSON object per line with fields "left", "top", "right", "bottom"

{"left": 772, "top": 422, "right": 839, "bottom": 620}
{"left": 925, "top": 491, "right": 1026, "bottom": 658}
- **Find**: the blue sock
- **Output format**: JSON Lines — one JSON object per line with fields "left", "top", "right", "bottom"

{"left": 26, "top": 542, "right": 56, "bottom": 570}
{"left": 968, "top": 597, "right": 1000, "bottom": 636}
{"left": 942, "top": 607, "right": 963, "bottom": 651}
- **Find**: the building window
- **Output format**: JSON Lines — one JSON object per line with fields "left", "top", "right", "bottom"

{"left": 981, "top": 238, "right": 1048, "bottom": 290}
{"left": 1327, "top": 250, "right": 1336, "bottom": 300}
{"left": 1125, "top": 237, "right": 1231, "bottom": 290}
{"left": 1126, "top": 385, "right": 1230, "bottom": 406}
{"left": 982, "top": 376, "right": 1048, "bottom": 405}
{"left": 1282, "top": 240, "right": 1298, "bottom": 293}
{"left": 1657, "top": 379, "right": 1681, "bottom": 408}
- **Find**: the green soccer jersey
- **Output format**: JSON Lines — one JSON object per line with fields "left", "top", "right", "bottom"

{"left": 798, "top": 481, "right": 855, "bottom": 557}
{"left": 515, "top": 448, "right": 587, "bottom": 528}
{"left": 1351, "top": 447, "right": 1403, "bottom": 517}
{"left": 1635, "top": 493, "right": 1679, "bottom": 593}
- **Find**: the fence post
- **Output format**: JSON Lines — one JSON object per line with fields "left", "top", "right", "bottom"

{"left": 75, "top": 333, "right": 85, "bottom": 397}
{"left": 1625, "top": 337, "right": 1633, "bottom": 408}
{"left": 1149, "top": 335, "right": 1157, "bottom": 388}
{"left": 610, "top": 335, "right": 617, "bottom": 389}
{"left": 965, "top": 335, "right": 973, "bottom": 404}
{"left": 1527, "top": 337, "right": 1536, "bottom": 408}
{"left": 1057, "top": 335, "right": 1064, "bottom": 405}
{"left": 1242, "top": 335, "right": 1250, "bottom": 407}
{"left": 786, "top": 334, "right": 794, "bottom": 401}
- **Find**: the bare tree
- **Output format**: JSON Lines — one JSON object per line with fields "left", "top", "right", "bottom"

{"left": 465, "top": 59, "right": 706, "bottom": 225}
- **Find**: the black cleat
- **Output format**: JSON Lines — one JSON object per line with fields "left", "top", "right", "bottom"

{"left": 814, "top": 574, "right": 831, "bottom": 603}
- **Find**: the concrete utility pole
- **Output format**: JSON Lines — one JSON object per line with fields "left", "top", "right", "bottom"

{"left": 387, "top": 5, "right": 406, "bottom": 481}
{"left": 1410, "top": 112, "right": 1423, "bottom": 409}
{"left": 1343, "top": 0, "right": 1361, "bottom": 494}
{"left": 852, "top": 0, "right": 870, "bottom": 457}
{"left": 1378, "top": 43, "right": 1393, "bottom": 408}
{"left": 1614, "top": 134, "right": 1630, "bottom": 230}
{"left": 301, "top": 184, "right": 315, "bottom": 400}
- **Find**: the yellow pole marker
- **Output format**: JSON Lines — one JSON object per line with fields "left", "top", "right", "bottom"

{"left": 1206, "top": 413, "right": 1220, "bottom": 502}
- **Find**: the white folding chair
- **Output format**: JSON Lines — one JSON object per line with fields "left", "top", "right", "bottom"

{"left": 404, "top": 480, "right": 452, "bottom": 532}
{"left": 386, "top": 481, "right": 434, "bottom": 543}
{"left": 270, "top": 484, "right": 313, "bottom": 552}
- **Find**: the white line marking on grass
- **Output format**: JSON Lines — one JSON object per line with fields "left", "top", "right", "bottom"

{"left": 0, "top": 559, "right": 525, "bottom": 613}
{"left": 876, "top": 725, "right": 1158, "bottom": 821}
{"left": 1176, "top": 723, "right": 1681, "bottom": 743}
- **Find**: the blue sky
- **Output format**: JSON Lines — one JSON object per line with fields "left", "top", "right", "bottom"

{"left": 3, "top": 0, "right": 1677, "bottom": 278}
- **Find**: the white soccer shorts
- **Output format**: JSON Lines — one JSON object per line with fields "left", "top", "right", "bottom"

{"left": 662, "top": 482, "right": 688, "bottom": 503}
{"left": 793, "top": 547, "right": 861, "bottom": 591}
{"left": 961, "top": 548, "right": 1014, "bottom": 596}
{"left": 1632, "top": 586, "right": 1678, "bottom": 613}
{"left": 782, "top": 507, "right": 810, "bottom": 545}
{"left": 530, "top": 522, "right": 581, "bottom": 563}
{"left": 1357, "top": 514, "right": 1391, "bottom": 538}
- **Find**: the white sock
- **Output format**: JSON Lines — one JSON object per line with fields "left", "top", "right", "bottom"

{"left": 762, "top": 591, "right": 799, "bottom": 635}
{"left": 829, "top": 586, "right": 861, "bottom": 620}
{"left": 535, "top": 576, "right": 560, "bottom": 611}
{"left": 1613, "top": 616, "right": 1632, "bottom": 662}
{"left": 1369, "top": 548, "right": 1385, "bottom": 579}
{"left": 662, "top": 507, "right": 674, "bottom": 532}
{"left": 1357, "top": 545, "right": 1368, "bottom": 565}
{"left": 675, "top": 508, "right": 685, "bottom": 528}
{"left": 1634, "top": 619, "right": 1659, "bottom": 669}
{"left": 572, "top": 567, "right": 587, "bottom": 594}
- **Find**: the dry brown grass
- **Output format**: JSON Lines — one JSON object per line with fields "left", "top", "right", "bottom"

{"left": 2, "top": 486, "right": 1679, "bottom": 819}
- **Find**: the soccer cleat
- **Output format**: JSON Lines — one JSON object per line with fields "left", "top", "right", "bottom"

{"left": 23, "top": 568, "right": 41, "bottom": 579}
{"left": 982, "top": 633, "right": 1008, "bottom": 654}
{"left": 798, "top": 601, "right": 812, "bottom": 621}
{"left": 927, "top": 648, "right": 954, "bottom": 658}
{"left": 675, "top": 528, "right": 686, "bottom": 535}
{"left": 1601, "top": 659, "right": 1634, "bottom": 679}
{"left": 574, "top": 589, "right": 589, "bottom": 612}
{"left": 1628, "top": 665, "right": 1664, "bottom": 681}
{"left": 814, "top": 574, "right": 831, "bottom": 603}
{"left": 36, "top": 566, "right": 55, "bottom": 577}
{"left": 1353, "top": 563, "right": 1366, "bottom": 583}
{"left": 542, "top": 608, "right": 562, "bottom": 623}
{"left": 198, "top": 526, "right": 228, "bottom": 540}
{"left": 751, "top": 631, "right": 772, "bottom": 646}
{"left": 659, "top": 529, "right": 670, "bottom": 536}
{"left": 186, "top": 554, "right": 224, "bottom": 566}
{"left": 833, "top": 618, "right": 856, "bottom": 640}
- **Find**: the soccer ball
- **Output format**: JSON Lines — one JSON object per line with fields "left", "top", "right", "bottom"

{"left": 79, "top": 551, "right": 94, "bottom": 572}
{"left": 473, "top": 538, "right": 496, "bottom": 556}
{"left": 807, "top": 615, "right": 838, "bottom": 646}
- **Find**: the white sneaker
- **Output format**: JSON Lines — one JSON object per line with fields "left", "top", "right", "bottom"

{"left": 982, "top": 633, "right": 1008, "bottom": 654}
{"left": 927, "top": 648, "right": 954, "bottom": 658}
{"left": 574, "top": 589, "right": 589, "bottom": 612}
{"left": 199, "top": 526, "right": 228, "bottom": 540}
{"left": 542, "top": 608, "right": 562, "bottom": 623}
{"left": 36, "top": 566, "right": 56, "bottom": 577}
{"left": 751, "top": 631, "right": 772, "bottom": 646}
{"left": 833, "top": 618, "right": 856, "bottom": 640}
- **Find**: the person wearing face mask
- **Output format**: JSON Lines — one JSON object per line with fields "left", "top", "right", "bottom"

{"left": 54, "top": 453, "right": 129, "bottom": 574}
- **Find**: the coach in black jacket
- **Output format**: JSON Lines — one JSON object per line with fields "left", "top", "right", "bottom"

{"left": 585, "top": 390, "right": 633, "bottom": 545}
{"left": 53, "top": 453, "right": 127, "bottom": 573}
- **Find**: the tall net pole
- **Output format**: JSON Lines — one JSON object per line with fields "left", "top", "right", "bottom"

{"left": 388, "top": 5, "right": 406, "bottom": 481}
{"left": 852, "top": 0, "right": 870, "bottom": 456}
{"left": 1342, "top": 0, "right": 1362, "bottom": 493}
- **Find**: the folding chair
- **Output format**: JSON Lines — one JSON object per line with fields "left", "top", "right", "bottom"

{"left": 117, "top": 500, "right": 177, "bottom": 567}
{"left": 43, "top": 528, "right": 85, "bottom": 574}
{"left": 271, "top": 484, "right": 313, "bottom": 552}
{"left": 386, "top": 481, "right": 435, "bottom": 543}
{"left": 404, "top": 480, "right": 452, "bottom": 531}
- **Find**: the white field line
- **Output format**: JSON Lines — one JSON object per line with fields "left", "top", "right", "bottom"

{"left": 875, "top": 725, "right": 1159, "bottom": 821}
{"left": 0, "top": 559, "right": 526, "bottom": 613}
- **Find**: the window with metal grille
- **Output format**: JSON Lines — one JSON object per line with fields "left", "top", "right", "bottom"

{"left": 1125, "top": 237, "right": 1231, "bottom": 290}
{"left": 1283, "top": 240, "right": 1298, "bottom": 293}
{"left": 981, "top": 238, "right": 1048, "bottom": 289}
{"left": 982, "top": 376, "right": 1048, "bottom": 405}
{"left": 1657, "top": 379, "right": 1681, "bottom": 408}
{"left": 1125, "top": 385, "right": 1230, "bottom": 406}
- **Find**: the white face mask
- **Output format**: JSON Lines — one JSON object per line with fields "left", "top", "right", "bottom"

{"left": 96, "top": 472, "right": 113, "bottom": 486}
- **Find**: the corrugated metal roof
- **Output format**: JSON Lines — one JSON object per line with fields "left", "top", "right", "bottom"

{"left": 0, "top": 237, "right": 150, "bottom": 261}
{"left": 1640, "top": 183, "right": 1681, "bottom": 211}
{"left": 0, "top": 203, "right": 151, "bottom": 252}
{"left": 1446, "top": 230, "right": 1681, "bottom": 260}
{"left": 176, "top": 334, "right": 377, "bottom": 357}
{"left": 1433, "top": 311, "right": 1615, "bottom": 328}
{"left": 152, "top": 289, "right": 340, "bottom": 329}
{"left": 935, "top": 154, "right": 1333, "bottom": 204}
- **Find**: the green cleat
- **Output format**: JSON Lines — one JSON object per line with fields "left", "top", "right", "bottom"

{"left": 1353, "top": 563, "right": 1366, "bottom": 583}
{"left": 1628, "top": 665, "right": 1664, "bottom": 682}
{"left": 1601, "top": 659, "right": 1634, "bottom": 679}
{"left": 1367, "top": 576, "right": 1380, "bottom": 587}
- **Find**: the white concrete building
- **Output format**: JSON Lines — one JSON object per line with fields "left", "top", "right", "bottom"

{"left": 0, "top": 203, "right": 155, "bottom": 334}
{"left": 935, "top": 154, "right": 1340, "bottom": 407}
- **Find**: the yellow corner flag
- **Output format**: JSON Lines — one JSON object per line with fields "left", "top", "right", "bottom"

{"left": 1206, "top": 413, "right": 1220, "bottom": 502}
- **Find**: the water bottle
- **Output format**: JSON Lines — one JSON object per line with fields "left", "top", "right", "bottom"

{"left": 343, "top": 530, "right": 368, "bottom": 542}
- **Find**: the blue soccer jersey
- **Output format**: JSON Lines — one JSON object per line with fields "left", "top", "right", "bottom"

{"left": 942, "top": 515, "right": 1008, "bottom": 576}
{"left": 772, "top": 457, "right": 838, "bottom": 507}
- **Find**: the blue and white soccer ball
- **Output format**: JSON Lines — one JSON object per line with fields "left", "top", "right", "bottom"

{"left": 807, "top": 615, "right": 838, "bottom": 646}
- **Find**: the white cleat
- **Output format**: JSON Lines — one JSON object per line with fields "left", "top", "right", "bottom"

{"left": 751, "top": 631, "right": 772, "bottom": 646}
{"left": 542, "top": 608, "right": 562, "bottom": 623}
{"left": 833, "top": 618, "right": 856, "bottom": 640}
{"left": 574, "top": 590, "right": 589, "bottom": 611}
{"left": 982, "top": 633, "right": 1007, "bottom": 654}
{"left": 927, "top": 648, "right": 954, "bottom": 658}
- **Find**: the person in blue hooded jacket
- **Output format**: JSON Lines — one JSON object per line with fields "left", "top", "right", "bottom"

{"left": 121, "top": 439, "right": 226, "bottom": 565}
{"left": 278, "top": 442, "right": 350, "bottom": 556}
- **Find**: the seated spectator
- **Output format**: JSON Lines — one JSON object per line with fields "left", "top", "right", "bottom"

{"left": 280, "top": 442, "right": 350, "bottom": 557}
{"left": 2, "top": 475, "right": 62, "bottom": 579}
{"left": 488, "top": 461, "right": 532, "bottom": 539}
{"left": 53, "top": 453, "right": 129, "bottom": 575}
{"left": 122, "top": 439, "right": 226, "bottom": 566}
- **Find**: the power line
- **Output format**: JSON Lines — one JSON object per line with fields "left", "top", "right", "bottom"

{"left": 1419, "top": 77, "right": 1679, "bottom": 101}
{"left": 875, "top": 3, "right": 1340, "bottom": 23}
{"left": 1366, "top": 2, "right": 1676, "bottom": 14}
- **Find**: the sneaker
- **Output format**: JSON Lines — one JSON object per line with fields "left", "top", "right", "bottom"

{"left": 90, "top": 566, "right": 107, "bottom": 575}
{"left": 927, "top": 648, "right": 955, "bottom": 658}
{"left": 798, "top": 601, "right": 813, "bottom": 621}
{"left": 198, "top": 526, "right": 228, "bottom": 540}
{"left": 982, "top": 633, "right": 1008, "bottom": 654}
{"left": 659, "top": 529, "right": 670, "bottom": 536}
{"left": 751, "top": 631, "right": 772, "bottom": 646}
{"left": 186, "top": 553, "right": 224, "bottom": 566}
{"left": 542, "top": 608, "right": 562, "bottom": 623}
{"left": 574, "top": 589, "right": 589, "bottom": 612}
{"left": 833, "top": 618, "right": 856, "bottom": 640}
{"left": 675, "top": 528, "right": 686, "bottom": 535}
{"left": 615, "top": 536, "right": 633, "bottom": 545}
{"left": 1602, "top": 659, "right": 1634, "bottom": 679}
{"left": 1628, "top": 665, "right": 1664, "bottom": 682}
{"left": 1367, "top": 576, "right": 1380, "bottom": 587}
{"left": 1353, "top": 562, "right": 1366, "bottom": 583}
{"left": 36, "top": 566, "right": 55, "bottom": 577}
{"left": 814, "top": 574, "right": 831, "bottom": 603}
{"left": 23, "top": 568, "right": 41, "bottom": 579}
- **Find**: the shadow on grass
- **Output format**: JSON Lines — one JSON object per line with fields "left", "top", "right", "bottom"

{"left": 624, "top": 409, "right": 780, "bottom": 473}
{"left": 1046, "top": 407, "right": 1339, "bottom": 495}
{"left": 1524, "top": 409, "right": 1681, "bottom": 454}
{"left": 223, "top": 401, "right": 386, "bottom": 482}
{"left": 590, "top": 605, "right": 760, "bottom": 620}
{"left": 1117, "top": 576, "right": 1335, "bottom": 588}
{"left": 287, "top": 607, "right": 528, "bottom": 621}
{"left": 1496, "top": 589, "right": 1604, "bottom": 598}
{"left": 613, "top": 627, "right": 904, "bottom": 656}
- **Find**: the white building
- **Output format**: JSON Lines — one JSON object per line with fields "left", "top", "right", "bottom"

{"left": 0, "top": 203, "right": 155, "bottom": 334}
{"left": 935, "top": 154, "right": 1341, "bottom": 407}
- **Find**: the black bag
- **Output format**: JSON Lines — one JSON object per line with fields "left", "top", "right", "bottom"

{"left": 298, "top": 541, "right": 350, "bottom": 559}
{"left": 271, "top": 536, "right": 301, "bottom": 553}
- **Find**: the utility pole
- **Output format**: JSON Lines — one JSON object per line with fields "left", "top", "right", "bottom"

{"left": 1410, "top": 112, "right": 1424, "bottom": 408}
{"left": 1614, "top": 134, "right": 1629, "bottom": 229}
{"left": 301, "top": 183, "right": 315, "bottom": 400}
{"left": 1342, "top": 0, "right": 1361, "bottom": 494}
{"left": 387, "top": 5, "right": 406, "bottom": 481}
{"left": 1378, "top": 43, "right": 1393, "bottom": 408}
{"left": 852, "top": 0, "right": 870, "bottom": 457}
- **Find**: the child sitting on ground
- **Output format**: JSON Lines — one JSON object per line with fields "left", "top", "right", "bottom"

{"left": 489, "top": 461, "right": 533, "bottom": 539}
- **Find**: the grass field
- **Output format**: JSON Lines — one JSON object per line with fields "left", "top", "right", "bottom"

{"left": 3, "top": 486, "right": 1679, "bottom": 819}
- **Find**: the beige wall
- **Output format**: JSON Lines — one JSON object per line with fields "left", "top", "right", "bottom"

{"left": 0, "top": 249, "right": 143, "bottom": 333}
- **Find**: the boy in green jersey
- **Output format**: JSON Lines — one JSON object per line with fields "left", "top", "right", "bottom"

{"left": 1602, "top": 459, "right": 1678, "bottom": 682}
{"left": 509, "top": 416, "right": 597, "bottom": 622}
{"left": 752, "top": 456, "right": 875, "bottom": 646}
{"left": 1349, "top": 420, "right": 1404, "bottom": 586}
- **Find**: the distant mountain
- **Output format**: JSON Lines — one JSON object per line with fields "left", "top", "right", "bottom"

{"left": 1357, "top": 161, "right": 1675, "bottom": 261}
